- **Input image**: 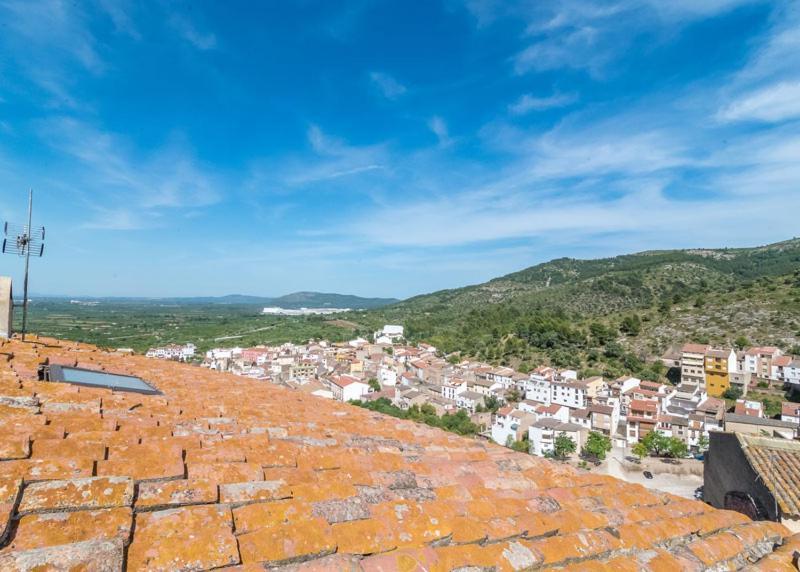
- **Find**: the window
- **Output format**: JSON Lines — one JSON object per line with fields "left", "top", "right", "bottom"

{"left": 45, "top": 365, "right": 161, "bottom": 395}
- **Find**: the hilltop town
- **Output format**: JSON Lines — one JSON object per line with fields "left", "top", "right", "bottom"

{"left": 145, "top": 327, "right": 800, "bottom": 470}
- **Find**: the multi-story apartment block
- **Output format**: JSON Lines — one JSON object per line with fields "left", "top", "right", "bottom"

{"left": 526, "top": 377, "right": 553, "bottom": 405}
{"left": 680, "top": 343, "right": 710, "bottom": 387}
{"left": 704, "top": 348, "right": 737, "bottom": 397}
{"left": 743, "top": 346, "right": 783, "bottom": 381}
{"left": 441, "top": 378, "right": 467, "bottom": 401}
{"left": 626, "top": 398, "right": 659, "bottom": 444}
{"left": 551, "top": 380, "right": 588, "bottom": 409}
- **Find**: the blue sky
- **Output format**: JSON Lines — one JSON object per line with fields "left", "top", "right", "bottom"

{"left": 0, "top": 0, "right": 798, "bottom": 298}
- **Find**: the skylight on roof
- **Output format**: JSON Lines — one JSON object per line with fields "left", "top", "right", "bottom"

{"left": 46, "top": 364, "right": 161, "bottom": 395}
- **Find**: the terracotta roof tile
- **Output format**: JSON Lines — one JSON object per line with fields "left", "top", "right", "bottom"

{"left": 5, "top": 507, "right": 132, "bottom": 551}
{"left": 135, "top": 478, "right": 218, "bottom": 511}
{"left": 127, "top": 505, "right": 239, "bottom": 571}
{"left": 236, "top": 517, "right": 335, "bottom": 565}
{"left": 0, "top": 337, "right": 795, "bottom": 569}
{"left": 0, "top": 538, "right": 125, "bottom": 571}
{"left": 18, "top": 476, "right": 134, "bottom": 515}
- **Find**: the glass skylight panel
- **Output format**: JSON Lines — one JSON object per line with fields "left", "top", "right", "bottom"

{"left": 48, "top": 365, "right": 161, "bottom": 394}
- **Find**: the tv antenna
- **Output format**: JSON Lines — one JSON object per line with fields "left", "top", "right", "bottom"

{"left": 2, "top": 190, "right": 45, "bottom": 341}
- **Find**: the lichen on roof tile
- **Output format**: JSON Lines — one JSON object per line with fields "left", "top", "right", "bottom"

{"left": 0, "top": 337, "right": 796, "bottom": 570}
{"left": 126, "top": 504, "right": 239, "bottom": 571}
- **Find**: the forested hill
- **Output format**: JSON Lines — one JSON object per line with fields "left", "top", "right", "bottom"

{"left": 362, "top": 238, "right": 800, "bottom": 380}
{"left": 395, "top": 238, "right": 800, "bottom": 316}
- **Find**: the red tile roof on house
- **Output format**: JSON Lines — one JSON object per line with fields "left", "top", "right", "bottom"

{"left": 0, "top": 336, "right": 796, "bottom": 570}
{"left": 496, "top": 405, "right": 514, "bottom": 417}
{"left": 630, "top": 398, "right": 659, "bottom": 412}
{"left": 781, "top": 402, "right": 800, "bottom": 418}
{"left": 682, "top": 343, "right": 711, "bottom": 354}
{"left": 745, "top": 346, "right": 781, "bottom": 356}
{"left": 330, "top": 375, "right": 364, "bottom": 388}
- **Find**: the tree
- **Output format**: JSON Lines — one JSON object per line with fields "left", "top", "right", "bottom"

{"left": 640, "top": 431, "right": 670, "bottom": 457}
{"left": 620, "top": 314, "right": 642, "bottom": 336}
{"left": 367, "top": 377, "right": 381, "bottom": 392}
{"left": 553, "top": 432, "right": 577, "bottom": 460}
{"left": 582, "top": 431, "right": 612, "bottom": 461}
{"left": 696, "top": 435, "right": 709, "bottom": 453}
{"left": 722, "top": 386, "right": 742, "bottom": 401}
{"left": 664, "top": 437, "right": 689, "bottom": 459}
{"left": 632, "top": 441, "right": 649, "bottom": 461}
{"left": 484, "top": 394, "right": 501, "bottom": 413}
{"left": 734, "top": 335, "right": 750, "bottom": 350}
{"left": 505, "top": 387, "right": 523, "bottom": 404}
{"left": 510, "top": 437, "right": 530, "bottom": 453}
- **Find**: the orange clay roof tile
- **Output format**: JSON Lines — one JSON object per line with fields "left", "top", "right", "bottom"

{"left": 236, "top": 516, "right": 335, "bottom": 565}
{"left": 18, "top": 476, "right": 134, "bottom": 515}
{"left": 134, "top": 478, "right": 218, "bottom": 511}
{"left": 127, "top": 504, "right": 239, "bottom": 571}
{"left": 0, "top": 538, "right": 125, "bottom": 571}
{"left": 5, "top": 507, "right": 133, "bottom": 551}
{"left": 0, "top": 336, "right": 795, "bottom": 569}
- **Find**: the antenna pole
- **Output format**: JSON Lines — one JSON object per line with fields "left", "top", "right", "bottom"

{"left": 21, "top": 189, "right": 32, "bottom": 341}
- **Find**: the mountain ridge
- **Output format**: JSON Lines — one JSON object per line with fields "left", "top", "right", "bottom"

{"left": 36, "top": 291, "right": 399, "bottom": 310}
{"left": 363, "top": 237, "right": 800, "bottom": 378}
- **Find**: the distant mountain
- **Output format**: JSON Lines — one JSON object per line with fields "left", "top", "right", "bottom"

{"left": 267, "top": 291, "right": 398, "bottom": 309}
{"left": 40, "top": 291, "right": 398, "bottom": 310}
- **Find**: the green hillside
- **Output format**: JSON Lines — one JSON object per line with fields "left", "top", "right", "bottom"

{"left": 361, "top": 238, "right": 800, "bottom": 380}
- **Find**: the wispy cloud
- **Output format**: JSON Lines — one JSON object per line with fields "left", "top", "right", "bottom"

{"left": 38, "top": 117, "right": 221, "bottom": 228}
{"left": 502, "top": 0, "right": 767, "bottom": 76}
{"left": 509, "top": 92, "right": 578, "bottom": 114}
{"left": 428, "top": 116, "right": 452, "bottom": 146}
{"left": 247, "top": 125, "right": 388, "bottom": 193}
{"left": 369, "top": 71, "right": 407, "bottom": 99}
{"left": 0, "top": 0, "right": 103, "bottom": 106}
{"left": 169, "top": 13, "right": 217, "bottom": 50}
{"left": 718, "top": 81, "right": 800, "bottom": 122}
{"left": 716, "top": 3, "right": 800, "bottom": 122}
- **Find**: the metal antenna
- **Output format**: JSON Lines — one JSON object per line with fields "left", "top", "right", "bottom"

{"left": 2, "top": 189, "right": 45, "bottom": 341}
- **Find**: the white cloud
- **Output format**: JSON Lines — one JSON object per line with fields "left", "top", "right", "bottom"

{"left": 719, "top": 81, "right": 800, "bottom": 122}
{"left": 369, "top": 72, "right": 407, "bottom": 99}
{"left": 514, "top": 27, "right": 601, "bottom": 74}
{"left": 509, "top": 92, "right": 578, "bottom": 114}
{"left": 38, "top": 118, "right": 221, "bottom": 228}
{"left": 248, "top": 125, "right": 388, "bottom": 192}
{"left": 504, "top": 0, "right": 769, "bottom": 76}
{"left": 428, "top": 116, "right": 451, "bottom": 146}
{"left": 0, "top": 0, "right": 104, "bottom": 106}
{"left": 169, "top": 14, "right": 217, "bottom": 50}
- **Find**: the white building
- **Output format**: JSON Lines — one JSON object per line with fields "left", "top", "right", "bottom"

{"left": 456, "top": 390, "right": 485, "bottom": 413}
{"left": 374, "top": 325, "right": 404, "bottom": 344}
{"left": 491, "top": 407, "right": 536, "bottom": 446}
{"left": 550, "top": 380, "right": 588, "bottom": 409}
{"left": 378, "top": 364, "right": 398, "bottom": 387}
{"left": 528, "top": 419, "right": 586, "bottom": 457}
{"left": 329, "top": 375, "right": 370, "bottom": 402}
{"left": 146, "top": 343, "right": 196, "bottom": 361}
{"left": 774, "top": 356, "right": 800, "bottom": 386}
{"left": 525, "top": 377, "right": 552, "bottom": 405}
{"left": 441, "top": 378, "right": 467, "bottom": 401}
